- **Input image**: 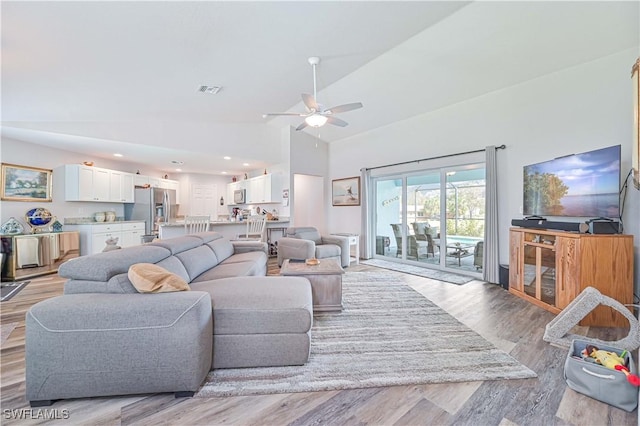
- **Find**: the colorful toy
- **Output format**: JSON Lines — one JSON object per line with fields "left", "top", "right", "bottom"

{"left": 582, "top": 345, "right": 640, "bottom": 386}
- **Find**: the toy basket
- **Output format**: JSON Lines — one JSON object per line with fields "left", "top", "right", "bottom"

{"left": 564, "top": 339, "right": 638, "bottom": 412}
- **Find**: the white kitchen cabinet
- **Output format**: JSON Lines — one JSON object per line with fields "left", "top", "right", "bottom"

{"left": 134, "top": 174, "right": 150, "bottom": 187}
{"left": 120, "top": 222, "right": 145, "bottom": 247}
{"left": 247, "top": 174, "right": 280, "bottom": 203}
{"left": 65, "top": 165, "right": 111, "bottom": 201}
{"left": 109, "top": 171, "right": 135, "bottom": 202}
{"left": 227, "top": 175, "right": 280, "bottom": 204}
{"left": 66, "top": 221, "right": 145, "bottom": 255}
{"left": 91, "top": 229, "right": 123, "bottom": 255}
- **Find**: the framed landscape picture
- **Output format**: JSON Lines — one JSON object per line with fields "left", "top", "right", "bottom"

{"left": 332, "top": 176, "right": 360, "bottom": 206}
{"left": 1, "top": 163, "right": 53, "bottom": 202}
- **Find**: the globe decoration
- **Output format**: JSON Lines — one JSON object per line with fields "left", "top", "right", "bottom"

{"left": 25, "top": 207, "right": 53, "bottom": 233}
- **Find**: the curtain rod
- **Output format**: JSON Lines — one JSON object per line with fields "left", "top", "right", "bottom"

{"left": 361, "top": 144, "right": 506, "bottom": 172}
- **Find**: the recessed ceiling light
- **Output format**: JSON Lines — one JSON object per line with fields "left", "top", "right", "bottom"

{"left": 223, "top": 156, "right": 231, "bottom": 160}
{"left": 171, "top": 160, "right": 184, "bottom": 165}
{"left": 113, "top": 153, "right": 123, "bottom": 157}
{"left": 198, "top": 85, "right": 222, "bottom": 94}
{"left": 175, "top": 168, "right": 182, "bottom": 172}
{"left": 243, "top": 163, "right": 250, "bottom": 166}
{"left": 221, "top": 171, "right": 227, "bottom": 174}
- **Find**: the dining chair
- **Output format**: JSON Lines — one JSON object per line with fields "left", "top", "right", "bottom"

{"left": 236, "top": 215, "right": 267, "bottom": 241}
{"left": 184, "top": 216, "right": 210, "bottom": 234}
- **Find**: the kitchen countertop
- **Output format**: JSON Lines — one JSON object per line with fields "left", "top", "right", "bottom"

{"left": 159, "top": 219, "right": 289, "bottom": 228}
{"left": 64, "top": 218, "right": 145, "bottom": 225}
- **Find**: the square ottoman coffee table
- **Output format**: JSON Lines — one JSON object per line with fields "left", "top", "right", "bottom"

{"left": 280, "top": 258, "right": 345, "bottom": 313}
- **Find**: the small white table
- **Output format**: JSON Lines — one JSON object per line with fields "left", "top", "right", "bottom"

{"left": 331, "top": 233, "right": 360, "bottom": 265}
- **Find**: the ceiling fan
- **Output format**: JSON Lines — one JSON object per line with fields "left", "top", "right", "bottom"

{"left": 263, "top": 56, "right": 363, "bottom": 131}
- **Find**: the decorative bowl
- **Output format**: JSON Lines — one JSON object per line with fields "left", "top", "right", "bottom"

{"left": 25, "top": 207, "right": 53, "bottom": 229}
{"left": 305, "top": 258, "right": 320, "bottom": 266}
{"left": 0, "top": 217, "right": 25, "bottom": 235}
{"left": 94, "top": 212, "right": 106, "bottom": 222}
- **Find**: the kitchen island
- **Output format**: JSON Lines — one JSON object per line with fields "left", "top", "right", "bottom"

{"left": 158, "top": 219, "right": 289, "bottom": 256}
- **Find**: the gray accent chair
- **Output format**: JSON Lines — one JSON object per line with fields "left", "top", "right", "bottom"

{"left": 277, "top": 226, "right": 350, "bottom": 268}
{"left": 26, "top": 232, "right": 313, "bottom": 406}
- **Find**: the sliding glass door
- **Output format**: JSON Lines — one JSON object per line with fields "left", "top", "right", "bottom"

{"left": 373, "top": 163, "right": 485, "bottom": 277}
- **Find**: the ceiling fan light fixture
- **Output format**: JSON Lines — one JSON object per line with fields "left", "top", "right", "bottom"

{"left": 305, "top": 114, "right": 328, "bottom": 127}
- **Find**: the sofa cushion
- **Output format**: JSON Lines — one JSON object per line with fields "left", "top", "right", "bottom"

{"left": 154, "top": 256, "right": 192, "bottom": 283}
{"left": 58, "top": 245, "right": 171, "bottom": 282}
{"left": 148, "top": 235, "right": 204, "bottom": 255}
{"left": 207, "top": 238, "right": 234, "bottom": 262}
{"left": 192, "top": 261, "right": 264, "bottom": 282}
{"left": 190, "top": 276, "right": 312, "bottom": 335}
{"left": 128, "top": 263, "right": 190, "bottom": 293}
{"left": 315, "top": 244, "right": 341, "bottom": 259}
{"left": 219, "top": 251, "right": 267, "bottom": 265}
{"left": 174, "top": 245, "right": 219, "bottom": 282}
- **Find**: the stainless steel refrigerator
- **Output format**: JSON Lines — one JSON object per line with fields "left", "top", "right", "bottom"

{"left": 124, "top": 187, "right": 177, "bottom": 235}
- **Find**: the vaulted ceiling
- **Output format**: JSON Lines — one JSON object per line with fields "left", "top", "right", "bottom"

{"left": 2, "top": 1, "right": 638, "bottom": 175}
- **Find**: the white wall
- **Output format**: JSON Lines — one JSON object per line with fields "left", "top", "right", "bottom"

{"left": 289, "top": 128, "right": 328, "bottom": 228}
{"left": 329, "top": 49, "right": 640, "bottom": 294}
{"left": 0, "top": 138, "right": 172, "bottom": 227}
{"left": 293, "top": 174, "right": 325, "bottom": 232}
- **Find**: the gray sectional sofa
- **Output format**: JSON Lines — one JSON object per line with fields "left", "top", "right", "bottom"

{"left": 26, "top": 232, "right": 313, "bottom": 406}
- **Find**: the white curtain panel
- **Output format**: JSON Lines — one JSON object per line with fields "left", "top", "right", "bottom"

{"left": 484, "top": 145, "right": 500, "bottom": 283}
{"left": 360, "top": 168, "right": 372, "bottom": 259}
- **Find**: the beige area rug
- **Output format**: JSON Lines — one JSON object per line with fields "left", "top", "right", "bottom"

{"left": 1, "top": 322, "right": 18, "bottom": 346}
{"left": 197, "top": 271, "right": 536, "bottom": 397}
{"left": 361, "top": 258, "right": 475, "bottom": 285}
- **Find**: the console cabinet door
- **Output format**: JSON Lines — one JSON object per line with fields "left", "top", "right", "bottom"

{"left": 556, "top": 237, "right": 580, "bottom": 309}
{"left": 508, "top": 230, "right": 522, "bottom": 292}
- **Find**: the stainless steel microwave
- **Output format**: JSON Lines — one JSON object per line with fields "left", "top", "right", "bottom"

{"left": 233, "top": 189, "right": 246, "bottom": 204}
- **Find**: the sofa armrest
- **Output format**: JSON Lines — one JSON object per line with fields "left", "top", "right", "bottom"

{"left": 277, "top": 237, "right": 315, "bottom": 266}
{"left": 321, "top": 235, "right": 350, "bottom": 267}
{"left": 231, "top": 241, "right": 268, "bottom": 254}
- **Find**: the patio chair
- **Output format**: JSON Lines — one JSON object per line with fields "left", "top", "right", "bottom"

{"left": 391, "top": 224, "right": 426, "bottom": 260}
{"left": 474, "top": 241, "right": 483, "bottom": 270}
{"left": 412, "top": 223, "right": 438, "bottom": 257}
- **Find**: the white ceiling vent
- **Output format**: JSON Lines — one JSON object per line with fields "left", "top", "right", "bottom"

{"left": 198, "top": 85, "right": 222, "bottom": 94}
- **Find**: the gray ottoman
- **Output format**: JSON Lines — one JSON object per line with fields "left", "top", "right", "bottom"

{"left": 26, "top": 292, "right": 213, "bottom": 406}
{"left": 191, "top": 276, "right": 313, "bottom": 369}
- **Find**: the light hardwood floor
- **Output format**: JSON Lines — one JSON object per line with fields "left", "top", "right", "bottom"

{"left": 1, "top": 260, "right": 636, "bottom": 425}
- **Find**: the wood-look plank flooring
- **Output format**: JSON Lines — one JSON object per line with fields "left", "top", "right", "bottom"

{"left": 1, "top": 259, "right": 636, "bottom": 425}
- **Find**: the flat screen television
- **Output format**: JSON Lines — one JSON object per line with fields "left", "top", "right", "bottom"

{"left": 523, "top": 145, "right": 621, "bottom": 218}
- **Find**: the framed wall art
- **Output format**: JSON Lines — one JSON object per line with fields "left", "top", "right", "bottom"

{"left": 332, "top": 176, "right": 360, "bottom": 206}
{"left": 1, "top": 163, "right": 53, "bottom": 202}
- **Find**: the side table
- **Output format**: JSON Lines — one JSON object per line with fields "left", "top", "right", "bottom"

{"left": 331, "top": 233, "right": 359, "bottom": 264}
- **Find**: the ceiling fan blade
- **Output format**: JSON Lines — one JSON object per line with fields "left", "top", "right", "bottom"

{"left": 262, "top": 112, "right": 304, "bottom": 117}
{"left": 326, "top": 102, "right": 363, "bottom": 114}
{"left": 295, "top": 121, "right": 308, "bottom": 131}
{"left": 301, "top": 93, "right": 318, "bottom": 111}
{"left": 326, "top": 116, "right": 348, "bottom": 127}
